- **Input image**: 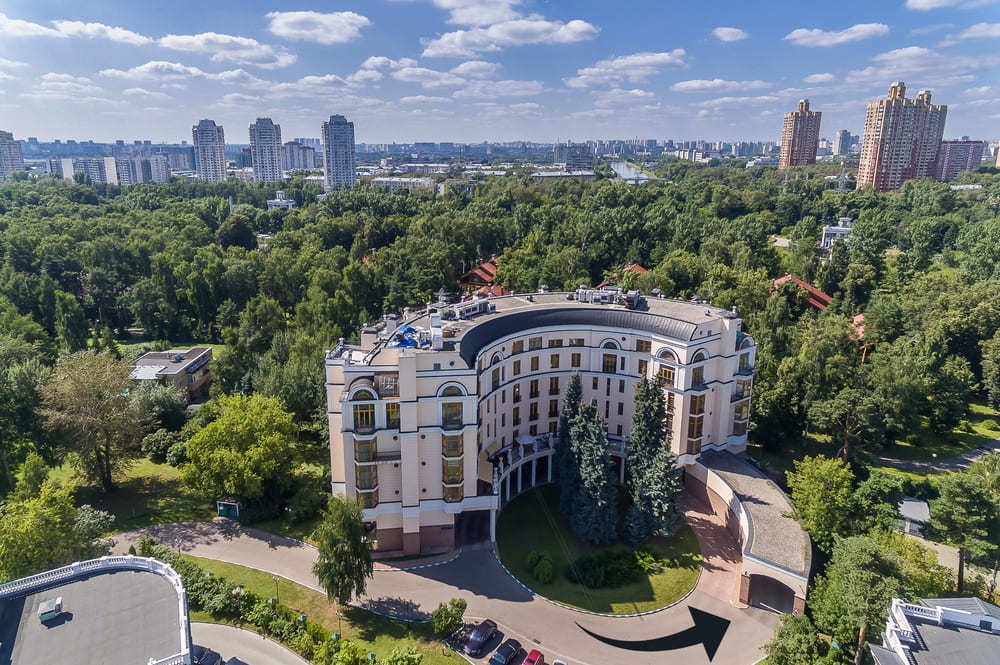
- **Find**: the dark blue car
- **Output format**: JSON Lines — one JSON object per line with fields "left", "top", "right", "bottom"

{"left": 489, "top": 639, "right": 522, "bottom": 665}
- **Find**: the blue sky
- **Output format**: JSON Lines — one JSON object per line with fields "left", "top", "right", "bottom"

{"left": 0, "top": 0, "right": 997, "bottom": 143}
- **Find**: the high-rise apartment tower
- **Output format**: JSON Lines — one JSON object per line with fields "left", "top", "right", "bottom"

{"left": 249, "top": 118, "right": 283, "bottom": 183}
{"left": 779, "top": 99, "right": 822, "bottom": 169}
{"left": 192, "top": 119, "right": 227, "bottom": 182}
{"left": 321, "top": 115, "right": 356, "bottom": 190}
{"left": 0, "top": 130, "right": 25, "bottom": 180}
{"left": 856, "top": 82, "right": 947, "bottom": 192}
{"left": 934, "top": 139, "right": 985, "bottom": 182}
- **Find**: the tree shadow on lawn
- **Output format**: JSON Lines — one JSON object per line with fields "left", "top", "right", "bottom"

{"left": 76, "top": 468, "right": 212, "bottom": 532}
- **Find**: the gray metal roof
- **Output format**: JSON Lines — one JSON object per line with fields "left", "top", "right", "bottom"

{"left": 922, "top": 597, "right": 1000, "bottom": 621}
{"left": 908, "top": 617, "right": 1000, "bottom": 665}
{"left": 899, "top": 497, "right": 931, "bottom": 524}
{"left": 870, "top": 644, "right": 906, "bottom": 665}
{"left": 459, "top": 307, "right": 699, "bottom": 367}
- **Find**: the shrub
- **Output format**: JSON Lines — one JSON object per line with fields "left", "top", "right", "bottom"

{"left": 532, "top": 555, "right": 554, "bottom": 584}
{"left": 431, "top": 597, "right": 467, "bottom": 637}
{"left": 165, "top": 440, "right": 187, "bottom": 466}
{"left": 565, "top": 554, "right": 605, "bottom": 588}
{"left": 142, "top": 429, "right": 181, "bottom": 464}
{"left": 525, "top": 550, "right": 542, "bottom": 568}
{"left": 958, "top": 419, "right": 974, "bottom": 433}
{"left": 634, "top": 548, "right": 662, "bottom": 574}
{"left": 565, "top": 550, "right": 644, "bottom": 588}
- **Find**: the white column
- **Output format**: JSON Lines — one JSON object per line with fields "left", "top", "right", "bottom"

{"left": 619, "top": 458, "right": 626, "bottom": 485}
{"left": 532, "top": 458, "right": 537, "bottom": 487}
{"left": 505, "top": 474, "right": 511, "bottom": 502}
{"left": 547, "top": 456, "right": 553, "bottom": 483}
{"left": 490, "top": 509, "right": 496, "bottom": 542}
{"left": 517, "top": 464, "right": 523, "bottom": 494}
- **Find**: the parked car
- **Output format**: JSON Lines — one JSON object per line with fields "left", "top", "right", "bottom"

{"left": 524, "top": 649, "right": 545, "bottom": 665}
{"left": 191, "top": 646, "right": 222, "bottom": 665}
{"left": 464, "top": 619, "right": 498, "bottom": 656}
{"left": 489, "top": 639, "right": 523, "bottom": 665}
{"left": 552, "top": 661, "right": 567, "bottom": 665}
{"left": 224, "top": 659, "right": 249, "bottom": 665}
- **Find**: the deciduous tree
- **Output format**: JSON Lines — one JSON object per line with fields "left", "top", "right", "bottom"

{"left": 312, "top": 497, "right": 373, "bottom": 613}
{"left": 786, "top": 455, "right": 854, "bottom": 553}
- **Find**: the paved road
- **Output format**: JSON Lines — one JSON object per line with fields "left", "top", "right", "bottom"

{"left": 191, "top": 622, "right": 309, "bottom": 665}
{"left": 116, "top": 503, "right": 779, "bottom": 665}
{"left": 875, "top": 436, "right": 1000, "bottom": 472}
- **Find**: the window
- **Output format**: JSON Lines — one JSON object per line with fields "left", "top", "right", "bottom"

{"left": 443, "top": 459, "right": 463, "bottom": 484}
{"left": 569, "top": 338, "right": 585, "bottom": 347}
{"left": 513, "top": 360, "right": 521, "bottom": 376}
{"left": 529, "top": 424, "right": 538, "bottom": 436}
{"left": 666, "top": 392, "right": 675, "bottom": 413}
{"left": 442, "top": 403, "right": 463, "bottom": 430}
{"left": 548, "top": 339, "right": 563, "bottom": 348}
{"left": 356, "top": 465, "right": 378, "bottom": 490}
{"left": 602, "top": 341, "right": 619, "bottom": 350}
{"left": 688, "top": 415, "right": 704, "bottom": 439}
{"left": 638, "top": 359, "right": 648, "bottom": 376}
{"left": 442, "top": 385, "right": 464, "bottom": 397}
{"left": 592, "top": 377, "right": 598, "bottom": 390}
{"left": 530, "top": 356, "right": 539, "bottom": 372}
{"left": 550, "top": 354, "right": 560, "bottom": 369}
{"left": 549, "top": 377, "right": 559, "bottom": 395}
{"left": 501, "top": 413, "right": 505, "bottom": 426}
{"left": 530, "top": 379, "right": 539, "bottom": 398}
{"left": 657, "top": 365, "right": 675, "bottom": 387}
{"left": 602, "top": 353, "right": 617, "bottom": 374}
{"left": 513, "top": 384, "right": 521, "bottom": 402}
{"left": 606, "top": 379, "right": 611, "bottom": 396}
{"left": 491, "top": 367, "right": 500, "bottom": 390}
{"left": 529, "top": 402, "right": 539, "bottom": 421}
{"left": 734, "top": 379, "right": 752, "bottom": 400}
{"left": 512, "top": 407, "right": 521, "bottom": 426}
{"left": 444, "top": 485, "right": 463, "bottom": 503}
{"left": 692, "top": 366, "right": 705, "bottom": 387}
{"left": 355, "top": 439, "right": 375, "bottom": 462}
{"left": 512, "top": 340, "right": 524, "bottom": 354}
{"left": 353, "top": 404, "right": 375, "bottom": 433}
{"left": 734, "top": 402, "right": 750, "bottom": 421}
{"left": 636, "top": 339, "right": 651, "bottom": 353}
{"left": 353, "top": 388, "right": 376, "bottom": 401}
{"left": 604, "top": 402, "right": 610, "bottom": 419}
{"left": 548, "top": 422, "right": 557, "bottom": 434}
{"left": 385, "top": 402, "right": 400, "bottom": 429}
{"left": 571, "top": 353, "right": 581, "bottom": 368}
{"left": 617, "top": 402, "right": 624, "bottom": 416}
{"left": 690, "top": 394, "right": 706, "bottom": 415}
{"left": 616, "top": 424, "right": 623, "bottom": 436}
{"left": 376, "top": 373, "right": 399, "bottom": 397}
{"left": 619, "top": 379, "right": 625, "bottom": 393}
{"left": 501, "top": 390, "right": 506, "bottom": 404}
{"left": 529, "top": 336, "right": 542, "bottom": 350}
{"left": 732, "top": 420, "right": 748, "bottom": 436}
{"left": 443, "top": 435, "right": 463, "bottom": 458}
{"left": 739, "top": 353, "right": 751, "bottom": 372}
{"left": 549, "top": 400, "right": 559, "bottom": 418}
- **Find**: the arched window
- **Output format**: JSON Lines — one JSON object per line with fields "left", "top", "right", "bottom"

{"left": 601, "top": 340, "right": 620, "bottom": 350}
{"left": 490, "top": 352, "right": 503, "bottom": 365}
{"left": 657, "top": 348, "right": 678, "bottom": 363}
{"left": 352, "top": 388, "right": 377, "bottom": 401}
{"left": 690, "top": 350, "right": 708, "bottom": 388}
{"left": 692, "top": 349, "right": 709, "bottom": 363}
{"left": 440, "top": 384, "right": 465, "bottom": 397}
{"left": 738, "top": 336, "right": 754, "bottom": 351}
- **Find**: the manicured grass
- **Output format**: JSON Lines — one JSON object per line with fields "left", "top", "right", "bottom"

{"left": 54, "top": 458, "right": 213, "bottom": 532}
{"left": 496, "top": 485, "right": 701, "bottom": 614}
{"left": 184, "top": 555, "right": 460, "bottom": 665}
{"left": 881, "top": 403, "right": 1000, "bottom": 462}
{"left": 251, "top": 516, "right": 321, "bottom": 544}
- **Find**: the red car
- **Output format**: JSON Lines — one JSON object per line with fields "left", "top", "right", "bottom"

{"left": 524, "top": 650, "right": 545, "bottom": 665}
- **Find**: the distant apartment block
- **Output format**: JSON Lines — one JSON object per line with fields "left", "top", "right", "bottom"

{"left": 192, "top": 119, "right": 227, "bottom": 182}
{"left": 934, "top": 139, "right": 985, "bottom": 181}
{"left": 321, "top": 114, "right": 356, "bottom": 190}
{"left": 0, "top": 130, "right": 25, "bottom": 180}
{"left": 369, "top": 177, "right": 435, "bottom": 193}
{"left": 779, "top": 99, "right": 822, "bottom": 169}
{"left": 282, "top": 141, "right": 316, "bottom": 170}
{"left": 249, "top": 118, "right": 283, "bottom": 183}
{"left": 833, "top": 129, "right": 853, "bottom": 156}
{"left": 115, "top": 155, "right": 171, "bottom": 185}
{"left": 130, "top": 347, "right": 213, "bottom": 401}
{"left": 554, "top": 142, "right": 593, "bottom": 171}
{"left": 857, "top": 82, "right": 947, "bottom": 192}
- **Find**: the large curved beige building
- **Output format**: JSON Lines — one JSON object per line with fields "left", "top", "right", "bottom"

{"left": 325, "top": 288, "right": 756, "bottom": 553}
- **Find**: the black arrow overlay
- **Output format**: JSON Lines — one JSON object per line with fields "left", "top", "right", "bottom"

{"left": 576, "top": 606, "right": 731, "bottom": 662}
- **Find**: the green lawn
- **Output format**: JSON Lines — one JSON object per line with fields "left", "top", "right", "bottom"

{"left": 184, "top": 556, "right": 460, "bottom": 665}
{"left": 250, "top": 516, "right": 321, "bottom": 544}
{"left": 53, "top": 458, "right": 213, "bottom": 532}
{"left": 881, "top": 403, "right": 1000, "bottom": 462}
{"left": 496, "top": 485, "right": 701, "bottom": 614}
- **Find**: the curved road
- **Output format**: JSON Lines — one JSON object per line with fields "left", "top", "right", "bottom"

{"left": 115, "top": 501, "right": 779, "bottom": 665}
{"left": 192, "top": 622, "right": 310, "bottom": 665}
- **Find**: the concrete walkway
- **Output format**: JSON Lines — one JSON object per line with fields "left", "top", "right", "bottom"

{"left": 875, "top": 436, "right": 1000, "bottom": 473}
{"left": 116, "top": 508, "right": 779, "bottom": 665}
{"left": 191, "top": 622, "right": 310, "bottom": 665}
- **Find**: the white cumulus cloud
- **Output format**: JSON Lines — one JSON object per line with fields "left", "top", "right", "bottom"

{"left": 423, "top": 18, "right": 598, "bottom": 58}
{"left": 393, "top": 66, "right": 466, "bottom": 88}
{"left": 430, "top": 0, "right": 523, "bottom": 26}
{"left": 399, "top": 95, "right": 451, "bottom": 104}
{"left": 905, "top": 0, "right": 998, "bottom": 9}
{"left": 803, "top": 72, "right": 836, "bottom": 83}
{"left": 711, "top": 27, "right": 748, "bottom": 42}
{"left": 266, "top": 11, "right": 372, "bottom": 44}
{"left": 953, "top": 22, "right": 1000, "bottom": 39}
{"left": 450, "top": 60, "right": 500, "bottom": 78}
{"left": 159, "top": 32, "right": 295, "bottom": 68}
{"left": 671, "top": 78, "right": 771, "bottom": 93}
{"left": 784, "top": 23, "right": 889, "bottom": 47}
{"left": 452, "top": 79, "right": 544, "bottom": 99}
{"left": 52, "top": 20, "right": 152, "bottom": 45}
{"left": 564, "top": 50, "right": 686, "bottom": 89}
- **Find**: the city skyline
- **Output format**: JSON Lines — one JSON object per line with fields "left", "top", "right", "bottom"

{"left": 0, "top": 1, "right": 997, "bottom": 143}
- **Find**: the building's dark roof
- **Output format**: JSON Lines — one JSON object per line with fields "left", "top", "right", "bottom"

{"left": 922, "top": 597, "right": 1000, "bottom": 621}
{"left": 870, "top": 644, "right": 906, "bottom": 665}
{"left": 908, "top": 616, "right": 1000, "bottom": 665}
{"left": 458, "top": 307, "right": 699, "bottom": 367}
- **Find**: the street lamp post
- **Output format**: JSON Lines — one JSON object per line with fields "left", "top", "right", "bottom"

{"left": 272, "top": 576, "right": 279, "bottom": 605}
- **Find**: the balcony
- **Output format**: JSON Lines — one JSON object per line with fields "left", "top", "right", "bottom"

{"left": 731, "top": 391, "right": 750, "bottom": 402}
{"left": 736, "top": 366, "right": 755, "bottom": 376}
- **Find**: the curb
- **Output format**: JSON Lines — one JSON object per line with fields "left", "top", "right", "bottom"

{"left": 490, "top": 543, "right": 703, "bottom": 619}
{"left": 375, "top": 548, "right": 464, "bottom": 572}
